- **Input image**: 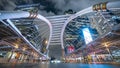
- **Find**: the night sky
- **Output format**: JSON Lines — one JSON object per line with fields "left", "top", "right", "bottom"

{"left": 0, "top": 0, "right": 120, "bottom": 16}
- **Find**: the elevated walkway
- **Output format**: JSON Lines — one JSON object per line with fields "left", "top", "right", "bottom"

{"left": 46, "top": 14, "right": 72, "bottom": 58}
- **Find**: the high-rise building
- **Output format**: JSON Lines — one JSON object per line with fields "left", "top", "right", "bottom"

{"left": 90, "top": 11, "right": 119, "bottom": 36}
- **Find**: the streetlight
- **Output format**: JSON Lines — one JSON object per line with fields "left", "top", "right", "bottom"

{"left": 105, "top": 43, "right": 109, "bottom": 47}
{"left": 104, "top": 43, "right": 114, "bottom": 61}
{"left": 14, "top": 44, "right": 19, "bottom": 49}
{"left": 45, "top": 40, "right": 48, "bottom": 44}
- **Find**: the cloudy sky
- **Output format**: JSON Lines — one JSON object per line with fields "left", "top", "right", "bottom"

{"left": 0, "top": 0, "right": 119, "bottom": 16}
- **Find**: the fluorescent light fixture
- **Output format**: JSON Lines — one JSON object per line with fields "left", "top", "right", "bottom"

{"left": 82, "top": 28, "right": 93, "bottom": 44}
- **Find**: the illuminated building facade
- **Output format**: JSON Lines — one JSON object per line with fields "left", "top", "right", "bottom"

{"left": 0, "top": 1, "right": 120, "bottom": 63}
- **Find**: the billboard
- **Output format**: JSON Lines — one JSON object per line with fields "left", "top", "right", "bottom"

{"left": 67, "top": 45, "right": 74, "bottom": 53}
{"left": 82, "top": 28, "right": 93, "bottom": 44}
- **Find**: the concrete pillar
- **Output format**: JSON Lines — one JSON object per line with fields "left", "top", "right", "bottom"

{"left": 62, "top": 49, "right": 65, "bottom": 58}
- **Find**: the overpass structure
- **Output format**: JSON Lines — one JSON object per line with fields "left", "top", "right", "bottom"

{"left": 0, "top": 1, "right": 120, "bottom": 62}
{"left": 46, "top": 14, "right": 71, "bottom": 58}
